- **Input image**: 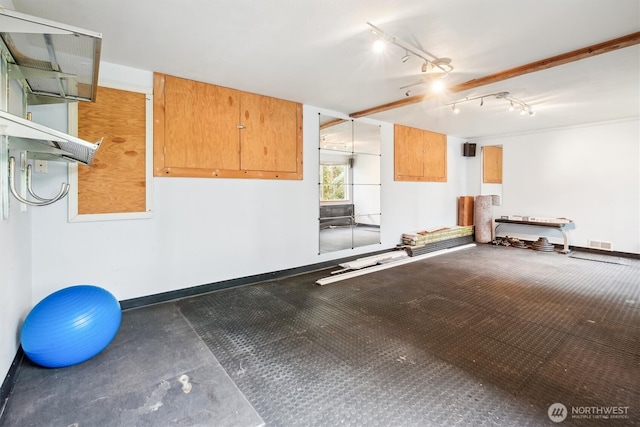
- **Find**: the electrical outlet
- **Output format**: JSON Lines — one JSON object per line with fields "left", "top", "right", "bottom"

{"left": 35, "top": 160, "right": 47, "bottom": 173}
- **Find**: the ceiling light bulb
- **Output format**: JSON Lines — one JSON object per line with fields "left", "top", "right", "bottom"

{"left": 452, "top": 104, "right": 460, "bottom": 114}
{"left": 373, "top": 39, "right": 385, "bottom": 53}
{"left": 431, "top": 79, "right": 445, "bottom": 93}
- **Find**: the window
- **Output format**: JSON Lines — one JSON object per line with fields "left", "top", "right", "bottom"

{"left": 319, "top": 163, "right": 349, "bottom": 201}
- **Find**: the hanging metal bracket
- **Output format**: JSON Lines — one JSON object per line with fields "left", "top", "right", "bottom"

{"left": 8, "top": 156, "right": 69, "bottom": 206}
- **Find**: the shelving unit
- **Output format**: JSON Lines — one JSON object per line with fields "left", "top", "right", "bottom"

{"left": 0, "top": 8, "right": 103, "bottom": 218}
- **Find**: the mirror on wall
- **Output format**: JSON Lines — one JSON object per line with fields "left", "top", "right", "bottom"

{"left": 481, "top": 145, "right": 503, "bottom": 205}
{"left": 318, "top": 114, "right": 381, "bottom": 254}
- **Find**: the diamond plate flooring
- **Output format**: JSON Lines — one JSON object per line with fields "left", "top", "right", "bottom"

{"left": 2, "top": 244, "right": 638, "bottom": 426}
{"left": 177, "top": 245, "right": 639, "bottom": 426}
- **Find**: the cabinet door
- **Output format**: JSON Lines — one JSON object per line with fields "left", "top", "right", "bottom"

{"left": 423, "top": 131, "right": 447, "bottom": 182}
{"left": 240, "top": 93, "right": 300, "bottom": 173}
{"left": 394, "top": 124, "right": 447, "bottom": 182}
{"left": 394, "top": 124, "right": 425, "bottom": 180}
{"left": 483, "top": 145, "right": 502, "bottom": 183}
{"left": 154, "top": 73, "right": 303, "bottom": 179}
{"left": 163, "top": 75, "right": 239, "bottom": 170}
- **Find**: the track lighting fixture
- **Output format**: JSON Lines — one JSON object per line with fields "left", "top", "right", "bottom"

{"left": 452, "top": 104, "right": 460, "bottom": 114}
{"left": 399, "top": 76, "right": 445, "bottom": 95}
{"left": 367, "top": 22, "right": 454, "bottom": 77}
{"left": 446, "top": 91, "right": 535, "bottom": 116}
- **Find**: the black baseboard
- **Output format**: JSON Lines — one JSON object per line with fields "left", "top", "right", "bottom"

{"left": 120, "top": 247, "right": 395, "bottom": 310}
{"left": 120, "top": 241, "right": 638, "bottom": 311}
{"left": 569, "top": 245, "right": 639, "bottom": 259}
{"left": 0, "top": 347, "right": 24, "bottom": 418}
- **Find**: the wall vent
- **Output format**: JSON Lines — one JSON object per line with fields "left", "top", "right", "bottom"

{"left": 588, "top": 240, "right": 613, "bottom": 251}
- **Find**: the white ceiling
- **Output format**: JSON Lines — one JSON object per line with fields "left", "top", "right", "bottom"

{"left": 11, "top": 0, "right": 640, "bottom": 139}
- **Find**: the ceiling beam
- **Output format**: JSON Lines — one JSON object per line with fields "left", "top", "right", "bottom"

{"left": 349, "top": 31, "right": 640, "bottom": 118}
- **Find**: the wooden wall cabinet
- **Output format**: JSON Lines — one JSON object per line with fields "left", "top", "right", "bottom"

{"left": 154, "top": 73, "right": 303, "bottom": 180}
{"left": 394, "top": 124, "right": 447, "bottom": 182}
{"left": 482, "top": 145, "right": 503, "bottom": 183}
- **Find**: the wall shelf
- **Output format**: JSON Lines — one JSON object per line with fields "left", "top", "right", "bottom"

{"left": 0, "top": 110, "right": 102, "bottom": 165}
{"left": 0, "top": 8, "right": 102, "bottom": 104}
{"left": 1, "top": 8, "right": 103, "bottom": 217}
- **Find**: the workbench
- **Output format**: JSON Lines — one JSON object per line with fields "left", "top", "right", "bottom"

{"left": 494, "top": 217, "right": 574, "bottom": 254}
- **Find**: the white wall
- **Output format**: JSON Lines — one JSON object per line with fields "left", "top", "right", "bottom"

{"left": 0, "top": 176, "right": 31, "bottom": 391}
{"left": 0, "top": 0, "right": 32, "bottom": 392}
{"left": 25, "top": 63, "right": 469, "bottom": 306}
{"left": 468, "top": 119, "right": 640, "bottom": 253}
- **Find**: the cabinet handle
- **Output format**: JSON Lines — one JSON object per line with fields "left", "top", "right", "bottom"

{"left": 237, "top": 125, "right": 245, "bottom": 129}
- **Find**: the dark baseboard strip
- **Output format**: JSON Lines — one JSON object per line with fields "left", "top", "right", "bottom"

{"left": 120, "top": 246, "right": 394, "bottom": 310}
{"left": 569, "top": 246, "right": 639, "bottom": 259}
{"left": 120, "top": 243, "right": 638, "bottom": 310}
{"left": 0, "top": 347, "right": 24, "bottom": 419}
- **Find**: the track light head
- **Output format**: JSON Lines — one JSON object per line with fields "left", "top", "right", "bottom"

{"left": 401, "top": 51, "right": 410, "bottom": 63}
{"left": 452, "top": 104, "right": 460, "bottom": 114}
{"left": 447, "top": 91, "right": 535, "bottom": 118}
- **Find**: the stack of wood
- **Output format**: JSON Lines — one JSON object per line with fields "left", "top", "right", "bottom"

{"left": 400, "top": 226, "right": 475, "bottom": 256}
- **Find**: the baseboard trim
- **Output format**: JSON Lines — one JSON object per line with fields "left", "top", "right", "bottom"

{"left": 569, "top": 245, "right": 639, "bottom": 259}
{"left": 120, "top": 242, "right": 638, "bottom": 311}
{"left": 120, "top": 246, "right": 394, "bottom": 310}
{"left": 0, "top": 347, "right": 24, "bottom": 419}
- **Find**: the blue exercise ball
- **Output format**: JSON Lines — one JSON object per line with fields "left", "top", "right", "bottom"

{"left": 21, "top": 285, "right": 122, "bottom": 368}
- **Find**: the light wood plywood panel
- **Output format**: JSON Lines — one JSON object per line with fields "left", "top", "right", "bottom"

{"left": 394, "top": 124, "right": 447, "bottom": 182}
{"left": 77, "top": 86, "right": 147, "bottom": 214}
{"left": 483, "top": 145, "right": 503, "bottom": 183}
{"left": 423, "top": 130, "right": 447, "bottom": 182}
{"left": 240, "top": 94, "right": 300, "bottom": 173}
{"left": 394, "top": 124, "right": 424, "bottom": 179}
{"left": 163, "top": 74, "right": 240, "bottom": 171}
{"left": 154, "top": 73, "right": 302, "bottom": 179}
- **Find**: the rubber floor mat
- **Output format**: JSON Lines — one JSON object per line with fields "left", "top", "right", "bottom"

{"left": 177, "top": 246, "right": 640, "bottom": 426}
